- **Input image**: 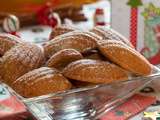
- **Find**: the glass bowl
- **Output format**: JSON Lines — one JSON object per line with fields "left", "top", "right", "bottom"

{"left": 8, "top": 66, "right": 160, "bottom": 120}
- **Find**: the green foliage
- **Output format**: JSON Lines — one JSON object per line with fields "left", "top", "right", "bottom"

{"left": 142, "top": 3, "right": 160, "bottom": 20}
{"left": 127, "top": 0, "right": 142, "bottom": 8}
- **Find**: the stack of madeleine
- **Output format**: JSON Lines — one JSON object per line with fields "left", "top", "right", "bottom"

{"left": 0, "top": 25, "right": 152, "bottom": 98}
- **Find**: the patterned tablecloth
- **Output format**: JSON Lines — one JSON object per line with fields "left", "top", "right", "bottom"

{"left": 131, "top": 91, "right": 160, "bottom": 120}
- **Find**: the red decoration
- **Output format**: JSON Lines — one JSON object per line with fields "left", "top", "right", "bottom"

{"left": 36, "top": 2, "right": 60, "bottom": 27}
{"left": 9, "top": 32, "right": 20, "bottom": 38}
{"left": 127, "top": 0, "right": 143, "bottom": 48}
{"left": 94, "top": 8, "right": 106, "bottom": 26}
{"left": 130, "top": 7, "right": 138, "bottom": 48}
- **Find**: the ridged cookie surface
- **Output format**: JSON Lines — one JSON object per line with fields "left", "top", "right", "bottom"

{"left": 12, "top": 67, "right": 72, "bottom": 98}
{"left": 63, "top": 59, "right": 128, "bottom": 83}
{"left": 49, "top": 25, "right": 78, "bottom": 39}
{"left": 1, "top": 43, "right": 45, "bottom": 85}
{"left": 91, "top": 26, "right": 133, "bottom": 47}
{"left": 98, "top": 40, "right": 152, "bottom": 75}
{"left": 0, "top": 34, "right": 23, "bottom": 56}
{"left": 47, "top": 49, "right": 83, "bottom": 70}
{"left": 44, "top": 31, "right": 97, "bottom": 58}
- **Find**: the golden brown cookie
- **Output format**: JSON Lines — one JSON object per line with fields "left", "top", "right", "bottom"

{"left": 91, "top": 26, "right": 133, "bottom": 47}
{"left": 90, "top": 27, "right": 107, "bottom": 39}
{"left": 0, "top": 34, "right": 23, "bottom": 56}
{"left": 47, "top": 49, "right": 83, "bottom": 70}
{"left": 44, "top": 31, "right": 97, "bottom": 58}
{"left": 63, "top": 59, "right": 128, "bottom": 84}
{"left": 12, "top": 67, "right": 72, "bottom": 98}
{"left": 84, "top": 31, "right": 102, "bottom": 41}
{"left": 49, "top": 25, "right": 78, "bottom": 39}
{"left": 1, "top": 43, "right": 45, "bottom": 85}
{"left": 98, "top": 40, "right": 152, "bottom": 75}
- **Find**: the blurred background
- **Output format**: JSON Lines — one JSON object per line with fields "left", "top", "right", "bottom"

{"left": 0, "top": 0, "right": 111, "bottom": 27}
{"left": 0, "top": 0, "right": 111, "bottom": 43}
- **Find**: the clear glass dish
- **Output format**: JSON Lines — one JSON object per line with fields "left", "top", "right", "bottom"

{"left": 8, "top": 66, "right": 160, "bottom": 120}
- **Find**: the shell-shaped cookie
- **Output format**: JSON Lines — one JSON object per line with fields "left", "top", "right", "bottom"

{"left": 0, "top": 34, "right": 23, "bottom": 56}
{"left": 91, "top": 26, "right": 133, "bottom": 47}
{"left": 63, "top": 59, "right": 128, "bottom": 84}
{"left": 47, "top": 49, "right": 83, "bottom": 70}
{"left": 1, "top": 43, "right": 45, "bottom": 85}
{"left": 98, "top": 40, "right": 152, "bottom": 75}
{"left": 49, "top": 25, "right": 78, "bottom": 39}
{"left": 12, "top": 67, "right": 72, "bottom": 98}
{"left": 44, "top": 31, "right": 97, "bottom": 58}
